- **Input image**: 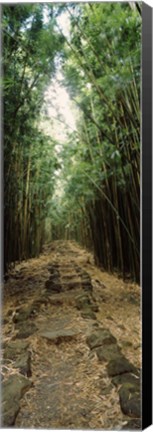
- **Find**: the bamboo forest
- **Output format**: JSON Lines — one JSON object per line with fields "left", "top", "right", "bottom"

{"left": 2, "top": 3, "right": 141, "bottom": 430}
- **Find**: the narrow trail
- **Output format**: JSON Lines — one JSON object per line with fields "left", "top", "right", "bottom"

{"left": 2, "top": 241, "right": 141, "bottom": 430}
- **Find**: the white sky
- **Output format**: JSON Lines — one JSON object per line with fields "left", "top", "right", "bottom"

{"left": 40, "top": 66, "right": 77, "bottom": 198}
{"left": 42, "top": 70, "right": 77, "bottom": 142}
{"left": 57, "top": 11, "right": 71, "bottom": 40}
{"left": 40, "top": 12, "right": 77, "bottom": 143}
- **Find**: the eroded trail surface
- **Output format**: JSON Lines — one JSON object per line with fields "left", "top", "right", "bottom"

{"left": 2, "top": 241, "right": 141, "bottom": 430}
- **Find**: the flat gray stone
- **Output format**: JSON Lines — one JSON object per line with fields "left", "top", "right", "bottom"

{"left": 2, "top": 374, "right": 32, "bottom": 426}
{"left": 39, "top": 329, "right": 79, "bottom": 343}
{"left": 86, "top": 328, "right": 117, "bottom": 349}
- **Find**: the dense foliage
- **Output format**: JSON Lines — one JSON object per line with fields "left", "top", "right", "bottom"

{"left": 3, "top": 4, "right": 63, "bottom": 270}
{"left": 3, "top": 3, "right": 141, "bottom": 281}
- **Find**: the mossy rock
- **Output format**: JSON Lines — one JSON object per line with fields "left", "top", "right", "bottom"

{"left": 96, "top": 343, "right": 121, "bottom": 362}
{"left": 12, "top": 306, "right": 34, "bottom": 323}
{"left": 81, "top": 271, "right": 90, "bottom": 278}
{"left": 81, "top": 273, "right": 93, "bottom": 291}
{"left": 62, "top": 281, "right": 80, "bottom": 290}
{"left": 82, "top": 277, "right": 91, "bottom": 284}
{"left": 87, "top": 328, "right": 117, "bottom": 350}
{"left": 2, "top": 374, "right": 32, "bottom": 426}
{"left": 14, "top": 351, "right": 32, "bottom": 377}
{"left": 91, "top": 304, "right": 99, "bottom": 312}
{"left": 122, "top": 419, "right": 141, "bottom": 429}
{"left": 76, "top": 295, "right": 99, "bottom": 313}
{"left": 4, "top": 340, "right": 29, "bottom": 360}
{"left": 112, "top": 372, "right": 140, "bottom": 388}
{"left": 119, "top": 382, "right": 141, "bottom": 418}
{"left": 82, "top": 282, "right": 93, "bottom": 292}
{"left": 92, "top": 322, "right": 99, "bottom": 328}
{"left": 76, "top": 294, "right": 92, "bottom": 309}
{"left": 15, "top": 323, "right": 37, "bottom": 339}
{"left": 81, "top": 308, "right": 97, "bottom": 320}
{"left": 107, "top": 356, "right": 138, "bottom": 377}
{"left": 45, "top": 279, "right": 62, "bottom": 292}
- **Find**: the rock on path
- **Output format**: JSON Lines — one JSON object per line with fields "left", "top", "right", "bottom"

{"left": 2, "top": 374, "right": 32, "bottom": 426}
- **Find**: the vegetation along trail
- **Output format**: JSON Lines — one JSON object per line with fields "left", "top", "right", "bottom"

{"left": 2, "top": 2, "right": 141, "bottom": 430}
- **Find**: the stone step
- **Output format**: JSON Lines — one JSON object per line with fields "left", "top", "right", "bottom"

{"left": 39, "top": 329, "right": 80, "bottom": 344}
{"left": 61, "top": 281, "right": 81, "bottom": 290}
{"left": 60, "top": 274, "right": 78, "bottom": 280}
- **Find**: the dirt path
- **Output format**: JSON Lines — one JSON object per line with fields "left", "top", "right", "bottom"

{"left": 2, "top": 241, "right": 141, "bottom": 430}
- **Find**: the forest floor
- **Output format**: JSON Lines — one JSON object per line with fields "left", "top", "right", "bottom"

{"left": 1, "top": 241, "right": 141, "bottom": 430}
